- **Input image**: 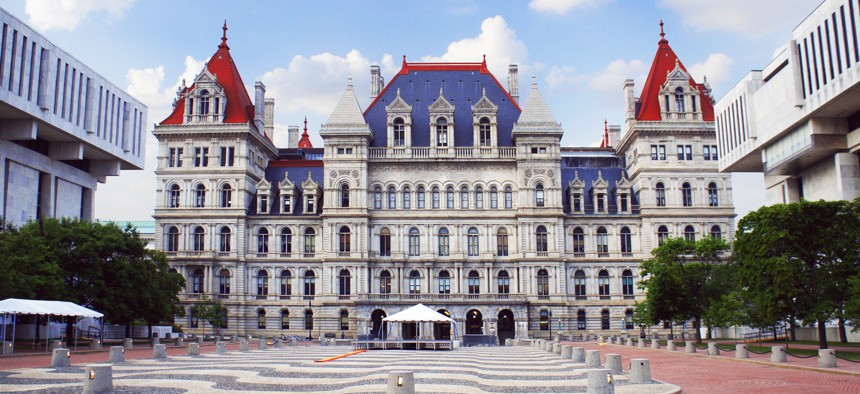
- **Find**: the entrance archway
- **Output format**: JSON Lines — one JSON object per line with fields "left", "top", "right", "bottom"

{"left": 435, "top": 309, "right": 451, "bottom": 339}
{"left": 466, "top": 309, "right": 483, "bottom": 334}
{"left": 371, "top": 309, "right": 387, "bottom": 339}
{"left": 497, "top": 309, "right": 515, "bottom": 342}
{"left": 402, "top": 322, "right": 417, "bottom": 340}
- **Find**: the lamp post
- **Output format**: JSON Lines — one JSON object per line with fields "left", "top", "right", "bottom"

{"left": 307, "top": 299, "right": 312, "bottom": 341}
{"left": 548, "top": 309, "right": 552, "bottom": 340}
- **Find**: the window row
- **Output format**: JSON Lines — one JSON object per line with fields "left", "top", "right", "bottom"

{"left": 163, "top": 226, "right": 318, "bottom": 256}
{"left": 656, "top": 224, "right": 724, "bottom": 246}
{"left": 166, "top": 183, "right": 233, "bottom": 209}
{"left": 368, "top": 184, "right": 515, "bottom": 210}
{"left": 539, "top": 308, "right": 636, "bottom": 331}
{"left": 166, "top": 145, "right": 235, "bottom": 168}
{"left": 654, "top": 181, "right": 720, "bottom": 207}
{"left": 649, "top": 143, "right": 718, "bottom": 161}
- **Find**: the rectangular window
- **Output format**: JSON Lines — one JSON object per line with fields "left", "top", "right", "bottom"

{"left": 337, "top": 147, "right": 353, "bottom": 154}
{"left": 438, "top": 235, "right": 449, "bottom": 256}
{"left": 194, "top": 147, "right": 204, "bottom": 167}
{"left": 677, "top": 145, "right": 684, "bottom": 160}
{"left": 710, "top": 145, "right": 718, "bottom": 160}
{"left": 417, "top": 190, "right": 425, "bottom": 209}
{"left": 283, "top": 196, "right": 291, "bottom": 213}
{"left": 685, "top": 145, "right": 692, "bottom": 161}
{"left": 650, "top": 145, "right": 658, "bottom": 160}
{"left": 620, "top": 194, "right": 628, "bottom": 212}
{"left": 439, "top": 277, "right": 450, "bottom": 294}
{"left": 307, "top": 196, "right": 315, "bottom": 213}
{"left": 497, "top": 234, "right": 508, "bottom": 256}
{"left": 259, "top": 194, "right": 268, "bottom": 213}
{"left": 409, "top": 234, "right": 420, "bottom": 256}
{"left": 169, "top": 148, "right": 177, "bottom": 167}
{"left": 703, "top": 145, "right": 710, "bottom": 160}
{"left": 573, "top": 193, "right": 582, "bottom": 213}
{"left": 658, "top": 145, "right": 666, "bottom": 160}
{"left": 220, "top": 146, "right": 235, "bottom": 166}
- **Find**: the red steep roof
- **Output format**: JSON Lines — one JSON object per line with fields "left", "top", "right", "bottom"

{"left": 636, "top": 23, "right": 714, "bottom": 122}
{"left": 160, "top": 23, "right": 255, "bottom": 125}
{"left": 297, "top": 117, "right": 313, "bottom": 148}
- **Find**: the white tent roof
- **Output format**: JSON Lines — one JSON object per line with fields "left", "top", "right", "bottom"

{"left": 383, "top": 304, "right": 453, "bottom": 323}
{"left": 0, "top": 298, "right": 103, "bottom": 318}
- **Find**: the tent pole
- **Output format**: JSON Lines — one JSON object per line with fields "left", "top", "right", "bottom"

{"left": 46, "top": 315, "right": 50, "bottom": 352}
{"left": 1, "top": 313, "right": 6, "bottom": 346}
{"left": 11, "top": 313, "right": 16, "bottom": 353}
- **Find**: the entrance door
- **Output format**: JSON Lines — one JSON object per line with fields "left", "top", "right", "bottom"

{"left": 497, "top": 309, "right": 515, "bottom": 342}
{"left": 466, "top": 309, "right": 483, "bottom": 334}
{"left": 434, "top": 309, "right": 452, "bottom": 339}
{"left": 371, "top": 309, "right": 387, "bottom": 339}
{"left": 402, "top": 322, "right": 417, "bottom": 340}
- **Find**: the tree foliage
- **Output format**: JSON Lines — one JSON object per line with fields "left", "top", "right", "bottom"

{"left": 190, "top": 295, "right": 227, "bottom": 336}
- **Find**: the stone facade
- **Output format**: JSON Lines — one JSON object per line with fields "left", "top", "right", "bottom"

{"left": 155, "top": 26, "right": 734, "bottom": 341}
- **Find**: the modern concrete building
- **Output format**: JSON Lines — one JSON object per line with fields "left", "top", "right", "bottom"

{"left": 0, "top": 8, "right": 147, "bottom": 226}
{"left": 716, "top": 0, "right": 860, "bottom": 204}
{"left": 155, "top": 24, "right": 733, "bottom": 341}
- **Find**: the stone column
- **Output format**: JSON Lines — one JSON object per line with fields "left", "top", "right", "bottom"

{"left": 629, "top": 359, "right": 651, "bottom": 384}
{"left": 708, "top": 342, "right": 719, "bottom": 355}
{"left": 109, "top": 347, "right": 124, "bottom": 363}
{"left": 770, "top": 346, "right": 786, "bottom": 363}
{"left": 82, "top": 364, "right": 113, "bottom": 394}
{"left": 605, "top": 354, "right": 622, "bottom": 374}
{"left": 735, "top": 344, "right": 748, "bottom": 358}
{"left": 586, "top": 369, "right": 614, "bottom": 394}
{"left": 818, "top": 349, "right": 837, "bottom": 368}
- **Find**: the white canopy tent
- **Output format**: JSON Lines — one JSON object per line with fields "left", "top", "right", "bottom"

{"left": 0, "top": 298, "right": 104, "bottom": 353}
{"left": 381, "top": 304, "right": 455, "bottom": 340}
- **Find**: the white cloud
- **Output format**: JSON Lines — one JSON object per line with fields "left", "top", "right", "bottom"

{"left": 659, "top": 0, "right": 813, "bottom": 38}
{"left": 589, "top": 59, "right": 647, "bottom": 92}
{"left": 546, "top": 66, "right": 583, "bottom": 89}
{"left": 687, "top": 53, "right": 733, "bottom": 91}
{"left": 529, "top": 0, "right": 606, "bottom": 15}
{"left": 25, "top": 0, "right": 135, "bottom": 31}
{"left": 421, "top": 16, "right": 528, "bottom": 79}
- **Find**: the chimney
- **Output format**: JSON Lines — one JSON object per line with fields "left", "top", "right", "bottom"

{"left": 508, "top": 64, "right": 519, "bottom": 103}
{"left": 264, "top": 98, "right": 275, "bottom": 139}
{"left": 288, "top": 126, "right": 299, "bottom": 148}
{"left": 623, "top": 79, "right": 635, "bottom": 123}
{"left": 609, "top": 124, "right": 621, "bottom": 149}
{"left": 370, "top": 65, "right": 382, "bottom": 100}
{"left": 254, "top": 81, "right": 266, "bottom": 133}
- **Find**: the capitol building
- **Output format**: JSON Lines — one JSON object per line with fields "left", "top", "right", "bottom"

{"left": 153, "top": 24, "right": 735, "bottom": 341}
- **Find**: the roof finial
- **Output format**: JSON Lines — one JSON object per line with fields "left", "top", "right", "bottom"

{"left": 219, "top": 20, "right": 229, "bottom": 49}
{"left": 659, "top": 19, "right": 664, "bottom": 38}
{"left": 531, "top": 74, "right": 537, "bottom": 85}
{"left": 348, "top": 74, "right": 353, "bottom": 89}
{"left": 304, "top": 116, "right": 308, "bottom": 132}
{"left": 402, "top": 55, "right": 407, "bottom": 67}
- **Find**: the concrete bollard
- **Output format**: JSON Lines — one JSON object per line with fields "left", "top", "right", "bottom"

{"left": 188, "top": 343, "right": 200, "bottom": 356}
{"left": 258, "top": 338, "right": 267, "bottom": 350}
{"left": 505, "top": 338, "right": 512, "bottom": 347}
{"left": 275, "top": 338, "right": 284, "bottom": 348}
{"left": 598, "top": 336, "right": 605, "bottom": 343}
{"left": 550, "top": 343, "right": 559, "bottom": 353}
{"left": 629, "top": 359, "right": 651, "bottom": 384}
{"left": 637, "top": 339, "right": 646, "bottom": 348}
{"left": 605, "top": 354, "right": 622, "bottom": 374}
{"left": 708, "top": 342, "right": 720, "bottom": 356}
{"left": 553, "top": 343, "right": 561, "bottom": 354}
{"left": 152, "top": 344, "right": 167, "bottom": 359}
{"left": 239, "top": 340, "right": 249, "bottom": 352}
{"left": 770, "top": 346, "right": 786, "bottom": 363}
{"left": 109, "top": 346, "right": 125, "bottom": 363}
{"left": 625, "top": 338, "right": 633, "bottom": 346}
{"left": 651, "top": 340, "right": 660, "bottom": 349}
{"left": 51, "top": 348, "right": 71, "bottom": 368}
{"left": 685, "top": 341, "right": 696, "bottom": 353}
{"left": 668, "top": 341, "right": 677, "bottom": 351}
{"left": 572, "top": 347, "right": 586, "bottom": 362}
{"left": 2, "top": 341, "right": 12, "bottom": 355}
{"left": 585, "top": 350, "right": 602, "bottom": 367}
{"left": 387, "top": 370, "right": 415, "bottom": 394}
{"left": 175, "top": 338, "right": 184, "bottom": 346}
{"left": 123, "top": 338, "right": 133, "bottom": 349}
{"left": 216, "top": 341, "right": 227, "bottom": 354}
{"left": 561, "top": 345, "right": 573, "bottom": 359}
{"left": 586, "top": 368, "right": 615, "bottom": 394}
{"left": 818, "top": 349, "right": 837, "bottom": 368}
{"left": 82, "top": 363, "right": 113, "bottom": 394}
{"left": 89, "top": 339, "right": 102, "bottom": 350}
{"left": 735, "top": 344, "right": 748, "bottom": 358}
{"left": 152, "top": 337, "right": 160, "bottom": 346}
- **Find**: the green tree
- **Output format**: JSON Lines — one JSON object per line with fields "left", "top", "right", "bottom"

{"left": 190, "top": 295, "right": 227, "bottom": 336}
{"left": 637, "top": 236, "right": 732, "bottom": 342}
{"left": 734, "top": 199, "right": 860, "bottom": 349}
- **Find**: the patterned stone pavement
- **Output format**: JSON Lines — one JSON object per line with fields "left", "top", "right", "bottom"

{"left": 0, "top": 344, "right": 678, "bottom": 393}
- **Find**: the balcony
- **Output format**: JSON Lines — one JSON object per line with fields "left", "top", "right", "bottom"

{"left": 368, "top": 146, "right": 517, "bottom": 160}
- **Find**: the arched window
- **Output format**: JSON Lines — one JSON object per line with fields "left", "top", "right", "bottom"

{"left": 496, "top": 227, "right": 509, "bottom": 256}
{"left": 379, "top": 270, "right": 392, "bottom": 294}
{"left": 601, "top": 309, "right": 610, "bottom": 330}
{"left": 674, "top": 87, "right": 685, "bottom": 112}
{"left": 373, "top": 186, "right": 382, "bottom": 209}
{"left": 280, "top": 270, "right": 292, "bottom": 297}
{"left": 479, "top": 117, "right": 491, "bottom": 146}
{"left": 460, "top": 186, "right": 469, "bottom": 209}
{"left": 467, "top": 227, "right": 479, "bottom": 256}
{"left": 535, "top": 225, "right": 548, "bottom": 253}
{"left": 535, "top": 183, "right": 545, "bottom": 207}
{"left": 446, "top": 186, "right": 455, "bottom": 209}
{"left": 393, "top": 117, "right": 405, "bottom": 147}
{"left": 192, "top": 226, "right": 205, "bottom": 252}
{"left": 219, "top": 226, "right": 231, "bottom": 253}
{"left": 504, "top": 186, "right": 513, "bottom": 209}
{"left": 539, "top": 309, "right": 549, "bottom": 331}
{"left": 596, "top": 226, "right": 608, "bottom": 256}
{"left": 304, "top": 270, "right": 316, "bottom": 297}
{"left": 577, "top": 309, "right": 586, "bottom": 330}
{"left": 339, "top": 226, "right": 351, "bottom": 253}
{"left": 710, "top": 225, "right": 722, "bottom": 239}
{"left": 598, "top": 270, "right": 610, "bottom": 300}
{"left": 437, "top": 227, "right": 450, "bottom": 256}
{"left": 684, "top": 225, "right": 696, "bottom": 241}
{"left": 387, "top": 186, "right": 397, "bottom": 209}
{"left": 475, "top": 186, "right": 484, "bottom": 209}
{"left": 192, "top": 268, "right": 203, "bottom": 293}
{"left": 432, "top": 186, "right": 440, "bottom": 209}
{"left": 682, "top": 182, "right": 693, "bottom": 207}
{"left": 220, "top": 184, "right": 232, "bottom": 208}
{"left": 657, "top": 225, "right": 669, "bottom": 246}
{"left": 280, "top": 228, "right": 292, "bottom": 255}
{"left": 166, "top": 226, "right": 179, "bottom": 252}
{"left": 497, "top": 270, "right": 510, "bottom": 294}
{"left": 305, "top": 309, "right": 313, "bottom": 330}
{"left": 403, "top": 186, "right": 411, "bottom": 209}
{"left": 218, "top": 269, "right": 230, "bottom": 295}
{"left": 339, "top": 269, "right": 351, "bottom": 296}
{"left": 256, "top": 270, "right": 269, "bottom": 296}
{"left": 490, "top": 186, "right": 498, "bottom": 208}
{"left": 257, "top": 228, "right": 269, "bottom": 254}
{"left": 655, "top": 182, "right": 666, "bottom": 207}
{"left": 572, "top": 227, "right": 585, "bottom": 255}
{"left": 537, "top": 269, "right": 549, "bottom": 296}
{"left": 625, "top": 309, "right": 635, "bottom": 330}
{"left": 195, "top": 184, "right": 206, "bottom": 208}
{"left": 573, "top": 270, "right": 586, "bottom": 300}
{"left": 467, "top": 270, "right": 480, "bottom": 295}
{"left": 620, "top": 226, "right": 632, "bottom": 254}
{"left": 622, "top": 269, "right": 634, "bottom": 299}
{"left": 340, "top": 184, "right": 350, "bottom": 207}
{"left": 417, "top": 186, "right": 426, "bottom": 209}
{"left": 199, "top": 89, "right": 210, "bottom": 115}
{"left": 303, "top": 228, "right": 316, "bottom": 255}
{"left": 438, "top": 270, "right": 451, "bottom": 294}
{"left": 408, "top": 227, "right": 420, "bottom": 256}
{"left": 340, "top": 309, "right": 349, "bottom": 330}
{"left": 257, "top": 308, "right": 266, "bottom": 329}
{"left": 379, "top": 227, "right": 391, "bottom": 257}
{"left": 281, "top": 309, "right": 289, "bottom": 329}
{"left": 436, "top": 117, "right": 448, "bottom": 147}
{"left": 408, "top": 270, "right": 421, "bottom": 294}
{"left": 169, "top": 184, "right": 181, "bottom": 208}
{"left": 708, "top": 182, "right": 719, "bottom": 207}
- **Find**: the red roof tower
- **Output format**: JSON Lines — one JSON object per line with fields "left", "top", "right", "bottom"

{"left": 297, "top": 117, "right": 313, "bottom": 149}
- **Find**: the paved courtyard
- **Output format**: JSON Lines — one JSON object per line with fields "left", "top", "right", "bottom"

{"left": 0, "top": 343, "right": 675, "bottom": 393}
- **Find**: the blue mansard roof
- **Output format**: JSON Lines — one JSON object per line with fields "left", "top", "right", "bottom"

{"left": 364, "top": 61, "right": 521, "bottom": 148}
{"left": 560, "top": 149, "right": 640, "bottom": 215}
{"left": 250, "top": 148, "right": 324, "bottom": 216}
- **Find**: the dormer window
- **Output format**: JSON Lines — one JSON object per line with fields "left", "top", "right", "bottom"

{"left": 301, "top": 171, "right": 320, "bottom": 215}
{"left": 393, "top": 118, "right": 406, "bottom": 147}
{"left": 259, "top": 192, "right": 269, "bottom": 213}
{"left": 591, "top": 171, "right": 609, "bottom": 214}
{"left": 386, "top": 88, "right": 412, "bottom": 148}
{"left": 200, "top": 90, "right": 210, "bottom": 115}
{"left": 279, "top": 174, "right": 295, "bottom": 215}
{"left": 429, "top": 88, "right": 455, "bottom": 147}
{"left": 674, "top": 87, "right": 685, "bottom": 112}
{"left": 472, "top": 89, "right": 498, "bottom": 147}
{"left": 479, "top": 118, "right": 491, "bottom": 146}
{"left": 184, "top": 71, "right": 226, "bottom": 124}
{"left": 436, "top": 118, "right": 448, "bottom": 147}
{"left": 569, "top": 171, "right": 585, "bottom": 214}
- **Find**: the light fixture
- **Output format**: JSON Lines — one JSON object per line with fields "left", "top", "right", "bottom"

{"left": 89, "top": 370, "right": 95, "bottom": 380}
{"left": 66, "top": 351, "right": 71, "bottom": 358}
{"left": 122, "top": 349, "right": 125, "bottom": 354}
{"left": 397, "top": 376, "right": 404, "bottom": 387}
{"left": 606, "top": 373, "right": 613, "bottom": 384}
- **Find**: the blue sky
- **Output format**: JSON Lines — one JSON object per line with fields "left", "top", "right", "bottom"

{"left": 0, "top": 0, "right": 820, "bottom": 221}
